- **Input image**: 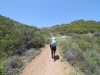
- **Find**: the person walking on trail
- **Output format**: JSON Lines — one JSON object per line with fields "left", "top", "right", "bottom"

{"left": 50, "top": 37, "right": 57, "bottom": 58}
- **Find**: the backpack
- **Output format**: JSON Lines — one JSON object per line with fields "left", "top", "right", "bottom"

{"left": 50, "top": 39, "right": 57, "bottom": 47}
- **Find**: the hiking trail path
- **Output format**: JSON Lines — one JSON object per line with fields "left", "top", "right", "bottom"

{"left": 20, "top": 44, "right": 79, "bottom": 75}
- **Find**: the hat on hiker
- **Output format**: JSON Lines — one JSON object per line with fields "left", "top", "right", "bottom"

{"left": 52, "top": 37, "right": 56, "bottom": 40}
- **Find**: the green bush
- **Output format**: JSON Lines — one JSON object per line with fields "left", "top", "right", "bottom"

{"left": 0, "top": 60, "right": 7, "bottom": 75}
{"left": 83, "top": 50, "right": 100, "bottom": 74}
{"left": 78, "top": 40, "right": 92, "bottom": 51}
{"left": 31, "top": 31, "right": 45, "bottom": 48}
{"left": 58, "top": 35, "right": 100, "bottom": 75}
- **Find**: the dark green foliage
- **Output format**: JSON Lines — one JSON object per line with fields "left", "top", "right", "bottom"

{"left": 47, "top": 19, "right": 100, "bottom": 35}
{"left": 0, "top": 15, "right": 48, "bottom": 57}
{"left": 0, "top": 61, "right": 7, "bottom": 75}
{"left": 31, "top": 31, "right": 45, "bottom": 48}
{"left": 0, "top": 15, "right": 49, "bottom": 75}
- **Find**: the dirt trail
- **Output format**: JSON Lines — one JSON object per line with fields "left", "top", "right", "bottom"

{"left": 20, "top": 45, "right": 77, "bottom": 75}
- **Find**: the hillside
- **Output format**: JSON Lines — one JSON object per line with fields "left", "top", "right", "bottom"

{"left": 58, "top": 35, "right": 100, "bottom": 75}
{"left": 0, "top": 15, "right": 47, "bottom": 58}
{"left": 44, "top": 19, "right": 100, "bottom": 35}
{"left": 0, "top": 15, "right": 50, "bottom": 75}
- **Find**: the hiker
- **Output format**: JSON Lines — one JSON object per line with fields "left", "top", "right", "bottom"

{"left": 50, "top": 37, "right": 57, "bottom": 58}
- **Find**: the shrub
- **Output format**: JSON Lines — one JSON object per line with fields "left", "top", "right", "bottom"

{"left": 6, "top": 56, "right": 23, "bottom": 75}
{"left": 0, "top": 60, "right": 6, "bottom": 75}
{"left": 24, "top": 48, "right": 36, "bottom": 57}
{"left": 78, "top": 40, "right": 92, "bottom": 51}
{"left": 65, "top": 50, "right": 77, "bottom": 62}
{"left": 58, "top": 35, "right": 100, "bottom": 75}
{"left": 93, "top": 32, "right": 100, "bottom": 37}
{"left": 31, "top": 31, "right": 45, "bottom": 48}
{"left": 71, "top": 33, "right": 81, "bottom": 39}
{"left": 24, "top": 48, "right": 37, "bottom": 61}
{"left": 83, "top": 50, "right": 100, "bottom": 75}
{"left": 43, "top": 34, "right": 50, "bottom": 44}
{"left": 6, "top": 68, "right": 19, "bottom": 75}
{"left": 58, "top": 37, "right": 81, "bottom": 61}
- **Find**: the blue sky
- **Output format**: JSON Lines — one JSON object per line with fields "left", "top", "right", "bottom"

{"left": 0, "top": 0, "right": 100, "bottom": 28}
